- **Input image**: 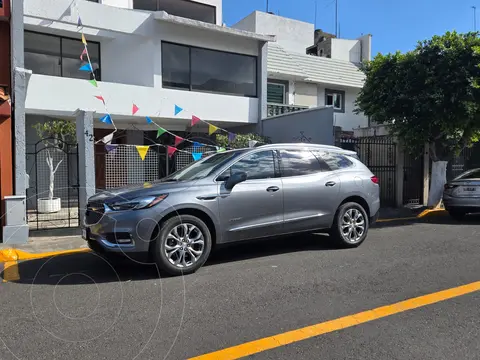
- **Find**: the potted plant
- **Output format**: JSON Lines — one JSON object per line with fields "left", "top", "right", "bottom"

{"left": 33, "top": 119, "right": 77, "bottom": 213}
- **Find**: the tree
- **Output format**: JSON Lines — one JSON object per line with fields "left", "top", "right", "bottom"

{"left": 216, "top": 133, "right": 271, "bottom": 149}
{"left": 355, "top": 31, "right": 480, "bottom": 207}
{"left": 33, "top": 119, "right": 77, "bottom": 200}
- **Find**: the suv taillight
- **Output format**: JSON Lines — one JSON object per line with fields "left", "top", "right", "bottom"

{"left": 371, "top": 176, "right": 379, "bottom": 184}
{"left": 444, "top": 184, "right": 456, "bottom": 190}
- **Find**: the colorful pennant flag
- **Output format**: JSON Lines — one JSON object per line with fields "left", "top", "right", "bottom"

{"left": 208, "top": 124, "right": 219, "bottom": 135}
{"left": 174, "top": 135, "right": 183, "bottom": 147}
{"left": 174, "top": 105, "right": 183, "bottom": 116}
{"left": 191, "top": 115, "right": 201, "bottom": 126}
{"left": 94, "top": 95, "right": 105, "bottom": 105}
{"left": 132, "top": 103, "right": 139, "bottom": 115}
{"left": 136, "top": 145, "right": 149, "bottom": 161}
{"left": 146, "top": 116, "right": 153, "bottom": 124}
{"left": 100, "top": 132, "right": 114, "bottom": 144}
{"left": 248, "top": 140, "right": 258, "bottom": 148}
{"left": 100, "top": 114, "right": 112, "bottom": 124}
{"left": 228, "top": 132, "right": 236, "bottom": 142}
{"left": 79, "top": 63, "right": 92, "bottom": 72}
{"left": 216, "top": 147, "right": 226, "bottom": 153}
{"left": 167, "top": 145, "right": 177, "bottom": 158}
{"left": 77, "top": 17, "right": 83, "bottom": 27}
{"left": 89, "top": 79, "right": 98, "bottom": 87}
{"left": 193, "top": 142, "right": 201, "bottom": 147}
{"left": 156, "top": 127, "right": 167, "bottom": 138}
{"left": 80, "top": 48, "right": 87, "bottom": 61}
{"left": 81, "top": 33, "right": 87, "bottom": 45}
{"left": 192, "top": 152, "right": 202, "bottom": 161}
{"left": 105, "top": 144, "right": 117, "bottom": 153}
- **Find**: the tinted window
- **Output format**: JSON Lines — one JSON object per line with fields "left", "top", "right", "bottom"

{"left": 227, "top": 151, "right": 276, "bottom": 180}
{"left": 456, "top": 169, "right": 480, "bottom": 180}
{"left": 280, "top": 149, "right": 329, "bottom": 177}
{"left": 133, "top": 0, "right": 216, "bottom": 24}
{"left": 315, "top": 151, "right": 353, "bottom": 170}
{"left": 162, "top": 43, "right": 190, "bottom": 89}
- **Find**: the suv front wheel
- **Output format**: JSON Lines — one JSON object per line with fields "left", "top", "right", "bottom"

{"left": 330, "top": 202, "right": 369, "bottom": 248}
{"left": 153, "top": 214, "right": 212, "bottom": 276}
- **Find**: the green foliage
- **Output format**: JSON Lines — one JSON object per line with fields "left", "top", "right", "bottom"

{"left": 216, "top": 133, "right": 271, "bottom": 149}
{"left": 355, "top": 31, "right": 480, "bottom": 160}
{"left": 33, "top": 119, "right": 77, "bottom": 146}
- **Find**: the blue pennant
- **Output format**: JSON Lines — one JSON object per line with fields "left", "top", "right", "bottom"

{"left": 192, "top": 152, "right": 202, "bottom": 161}
{"left": 146, "top": 116, "right": 153, "bottom": 124}
{"left": 100, "top": 114, "right": 112, "bottom": 124}
{"left": 174, "top": 105, "right": 183, "bottom": 116}
{"left": 79, "top": 63, "right": 92, "bottom": 72}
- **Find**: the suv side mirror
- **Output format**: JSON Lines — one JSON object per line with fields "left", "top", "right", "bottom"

{"left": 225, "top": 171, "right": 247, "bottom": 190}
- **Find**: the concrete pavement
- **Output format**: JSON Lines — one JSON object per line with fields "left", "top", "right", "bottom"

{"left": 0, "top": 215, "right": 479, "bottom": 359}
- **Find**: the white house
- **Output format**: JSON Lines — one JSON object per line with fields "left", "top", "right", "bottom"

{"left": 233, "top": 11, "right": 371, "bottom": 132}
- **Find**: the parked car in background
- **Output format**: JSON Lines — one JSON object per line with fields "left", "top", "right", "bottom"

{"left": 443, "top": 168, "right": 480, "bottom": 220}
{"left": 82, "top": 143, "right": 380, "bottom": 276}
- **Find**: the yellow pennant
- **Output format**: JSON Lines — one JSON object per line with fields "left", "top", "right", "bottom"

{"left": 208, "top": 124, "right": 219, "bottom": 135}
{"left": 81, "top": 33, "right": 87, "bottom": 45}
{"left": 136, "top": 145, "right": 149, "bottom": 161}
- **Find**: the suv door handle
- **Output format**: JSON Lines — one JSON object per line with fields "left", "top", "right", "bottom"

{"left": 325, "top": 181, "right": 336, "bottom": 187}
{"left": 266, "top": 186, "right": 280, "bottom": 192}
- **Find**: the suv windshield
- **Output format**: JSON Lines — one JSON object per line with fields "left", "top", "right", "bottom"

{"left": 161, "top": 149, "right": 248, "bottom": 182}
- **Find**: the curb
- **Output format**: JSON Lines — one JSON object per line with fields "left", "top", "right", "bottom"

{"left": 376, "top": 209, "right": 448, "bottom": 223}
{"left": 0, "top": 248, "right": 91, "bottom": 263}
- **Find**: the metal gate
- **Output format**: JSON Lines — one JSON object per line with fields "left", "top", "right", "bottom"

{"left": 403, "top": 153, "right": 424, "bottom": 205}
{"left": 339, "top": 136, "right": 397, "bottom": 207}
{"left": 26, "top": 138, "right": 79, "bottom": 230}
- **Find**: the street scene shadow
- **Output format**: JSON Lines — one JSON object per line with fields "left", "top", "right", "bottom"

{"left": 421, "top": 213, "right": 480, "bottom": 225}
{"left": 5, "top": 233, "right": 338, "bottom": 285}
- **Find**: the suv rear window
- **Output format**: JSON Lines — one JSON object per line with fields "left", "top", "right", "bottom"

{"left": 279, "top": 149, "right": 329, "bottom": 177}
{"left": 313, "top": 151, "right": 354, "bottom": 171}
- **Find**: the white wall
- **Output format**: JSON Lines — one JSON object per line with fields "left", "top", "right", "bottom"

{"left": 357, "top": 34, "right": 372, "bottom": 61}
{"left": 294, "top": 82, "right": 317, "bottom": 107}
{"left": 101, "top": 0, "right": 132, "bottom": 8}
{"left": 330, "top": 39, "right": 361, "bottom": 63}
{"left": 233, "top": 11, "right": 313, "bottom": 54}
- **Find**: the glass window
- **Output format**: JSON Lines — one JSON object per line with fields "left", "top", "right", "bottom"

{"left": 280, "top": 149, "right": 329, "bottom": 177}
{"left": 161, "top": 42, "right": 257, "bottom": 97}
{"left": 225, "top": 151, "right": 276, "bottom": 180}
{"left": 133, "top": 0, "right": 216, "bottom": 24}
{"left": 315, "top": 151, "right": 353, "bottom": 171}
{"left": 162, "top": 43, "right": 190, "bottom": 89}
{"left": 456, "top": 168, "right": 480, "bottom": 180}
{"left": 325, "top": 89, "right": 345, "bottom": 112}
{"left": 62, "top": 38, "right": 100, "bottom": 80}
{"left": 267, "top": 83, "right": 285, "bottom": 104}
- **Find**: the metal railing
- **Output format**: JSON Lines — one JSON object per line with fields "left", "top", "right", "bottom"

{"left": 267, "top": 103, "right": 309, "bottom": 117}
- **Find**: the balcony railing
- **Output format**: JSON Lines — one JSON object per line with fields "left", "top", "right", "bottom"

{"left": 267, "top": 103, "right": 309, "bottom": 117}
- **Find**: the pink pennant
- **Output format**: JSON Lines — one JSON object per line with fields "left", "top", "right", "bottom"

{"left": 174, "top": 135, "right": 183, "bottom": 147}
{"left": 167, "top": 145, "right": 177, "bottom": 158}
{"left": 132, "top": 103, "right": 139, "bottom": 115}
{"left": 80, "top": 48, "right": 87, "bottom": 61}
{"left": 191, "top": 115, "right": 201, "bottom": 127}
{"left": 94, "top": 95, "right": 105, "bottom": 105}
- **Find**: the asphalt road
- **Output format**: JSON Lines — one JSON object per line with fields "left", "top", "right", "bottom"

{"left": 1, "top": 216, "right": 479, "bottom": 360}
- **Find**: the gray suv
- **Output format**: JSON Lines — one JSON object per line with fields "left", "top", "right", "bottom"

{"left": 83, "top": 143, "right": 380, "bottom": 275}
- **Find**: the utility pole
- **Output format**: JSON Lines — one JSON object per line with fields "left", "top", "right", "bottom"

{"left": 473, "top": 6, "right": 477, "bottom": 32}
{"left": 335, "top": 0, "right": 338, "bottom": 37}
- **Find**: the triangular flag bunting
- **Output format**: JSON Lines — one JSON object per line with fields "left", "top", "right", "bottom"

{"left": 81, "top": 33, "right": 87, "bottom": 45}
{"left": 105, "top": 144, "right": 117, "bottom": 153}
{"left": 80, "top": 48, "right": 87, "bottom": 61}
{"left": 136, "top": 145, "right": 149, "bottom": 161}
{"left": 156, "top": 127, "right": 167, "bottom": 138}
{"left": 174, "top": 105, "right": 183, "bottom": 116}
{"left": 100, "top": 133, "right": 114, "bottom": 144}
{"left": 77, "top": 17, "right": 83, "bottom": 27}
{"left": 79, "top": 63, "right": 92, "bottom": 72}
{"left": 89, "top": 79, "right": 98, "bottom": 87}
{"left": 94, "top": 95, "right": 105, "bottom": 105}
{"left": 132, "top": 103, "right": 139, "bottom": 115}
{"left": 191, "top": 115, "right": 201, "bottom": 126}
{"left": 100, "top": 114, "right": 112, "bottom": 124}
{"left": 192, "top": 152, "right": 202, "bottom": 161}
{"left": 193, "top": 142, "right": 201, "bottom": 147}
{"left": 216, "top": 147, "right": 226, "bottom": 153}
{"left": 146, "top": 116, "right": 153, "bottom": 124}
{"left": 228, "top": 132, "right": 236, "bottom": 142}
{"left": 167, "top": 145, "right": 177, "bottom": 158}
{"left": 248, "top": 140, "right": 258, "bottom": 148}
{"left": 208, "top": 124, "right": 219, "bottom": 135}
{"left": 174, "top": 135, "right": 183, "bottom": 147}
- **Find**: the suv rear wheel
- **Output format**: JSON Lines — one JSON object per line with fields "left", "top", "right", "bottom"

{"left": 153, "top": 214, "right": 212, "bottom": 276}
{"left": 330, "top": 202, "right": 369, "bottom": 248}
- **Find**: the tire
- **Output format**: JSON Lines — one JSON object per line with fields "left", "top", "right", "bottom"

{"left": 448, "top": 209, "right": 466, "bottom": 221}
{"left": 330, "top": 202, "right": 369, "bottom": 248}
{"left": 152, "top": 214, "right": 212, "bottom": 276}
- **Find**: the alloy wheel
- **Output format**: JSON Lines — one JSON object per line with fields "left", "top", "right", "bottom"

{"left": 164, "top": 223, "right": 205, "bottom": 268}
{"left": 340, "top": 208, "right": 365, "bottom": 243}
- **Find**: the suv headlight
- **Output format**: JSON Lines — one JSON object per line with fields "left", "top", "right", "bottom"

{"left": 107, "top": 194, "right": 168, "bottom": 211}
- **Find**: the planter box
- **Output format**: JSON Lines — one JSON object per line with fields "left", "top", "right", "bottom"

{"left": 37, "top": 197, "right": 61, "bottom": 213}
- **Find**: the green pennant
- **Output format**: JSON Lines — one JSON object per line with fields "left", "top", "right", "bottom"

{"left": 217, "top": 147, "right": 226, "bottom": 153}
{"left": 88, "top": 79, "right": 98, "bottom": 87}
{"left": 156, "top": 127, "right": 167, "bottom": 138}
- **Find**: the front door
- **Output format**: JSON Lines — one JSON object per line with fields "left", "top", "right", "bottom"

{"left": 217, "top": 150, "right": 284, "bottom": 242}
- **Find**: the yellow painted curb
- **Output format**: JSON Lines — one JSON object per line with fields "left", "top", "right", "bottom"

{"left": 417, "top": 209, "right": 447, "bottom": 218}
{"left": 0, "top": 248, "right": 91, "bottom": 263}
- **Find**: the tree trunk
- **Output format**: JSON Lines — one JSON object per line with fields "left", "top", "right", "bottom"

{"left": 427, "top": 160, "right": 448, "bottom": 207}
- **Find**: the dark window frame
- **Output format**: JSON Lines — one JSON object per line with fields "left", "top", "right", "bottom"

{"left": 134, "top": 0, "right": 216, "bottom": 24}
{"left": 267, "top": 79, "right": 288, "bottom": 104}
{"left": 325, "top": 88, "right": 345, "bottom": 113}
{"left": 161, "top": 41, "right": 258, "bottom": 98}
{"left": 25, "top": 30, "right": 102, "bottom": 80}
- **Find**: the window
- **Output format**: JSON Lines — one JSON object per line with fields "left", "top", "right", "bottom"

{"left": 162, "top": 42, "right": 257, "bottom": 97}
{"left": 325, "top": 89, "right": 345, "bottom": 113}
{"left": 25, "top": 31, "right": 101, "bottom": 80}
{"left": 267, "top": 82, "right": 286, "bottom": 104}
{"left": 134, "top": 0, "right": 216, "bottom": 24}
{"left": 319, "top": 49, "right": 324, "bottom": 56}
{"left": 222, "top": 151, "right": 276, "bottom": 180}
{"left": 314, "top": 151, "right": 353, "bottom": 171}
{"left": 280, "top": 149, "right": 329, "bottom": 177}
{"left": 456, "top": 168, "right": 480, "bottom": 180}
